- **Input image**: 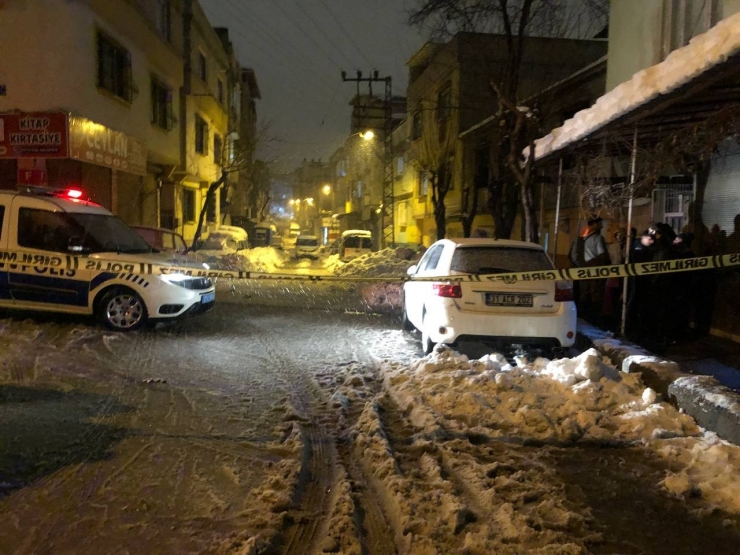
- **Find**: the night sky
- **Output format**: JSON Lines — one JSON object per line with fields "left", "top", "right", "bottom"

{"left": 201, "top": 0, "right": 427, "bottom": 171}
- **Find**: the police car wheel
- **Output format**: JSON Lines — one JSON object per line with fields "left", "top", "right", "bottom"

{"left": 97, "top": 288, "right": 148, "bottom": 331}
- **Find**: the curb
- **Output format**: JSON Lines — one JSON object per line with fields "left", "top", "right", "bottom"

{"left": 576, "top": 321, "right": 740, "bottom": 446}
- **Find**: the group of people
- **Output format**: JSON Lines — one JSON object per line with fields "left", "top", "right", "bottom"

{"left": 569, "top": 217, "right": 716, "bottom": 351}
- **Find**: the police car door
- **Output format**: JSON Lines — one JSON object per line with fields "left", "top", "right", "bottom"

{"left": 8, "top": 196, "right": 88, "bottom": 308}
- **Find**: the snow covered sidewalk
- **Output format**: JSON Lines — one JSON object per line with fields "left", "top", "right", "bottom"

{"left": 578, "top": 322, "right": 740, "bottom": 447}
{"left": 332, "top": 346, "right": 740, "bottom": 553}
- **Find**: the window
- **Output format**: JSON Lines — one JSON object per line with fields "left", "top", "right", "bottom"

{"left": 418, "top": 170, "right": 429, "bottom": 196}
{"left": 396, "top": 156, "right": 404, "bottom": 175}
{"left": 0, "top": 205, "right": 4, "bottom": 239}
{"left": 195, "top": 115, "right": 208, "bottom": 154}
{"left": 183, "top": 189, "right": 196, "bottom": 223}
{"left": 150, "top": 76, "right": 174, "bottom": 130}
{"left": 412, "top": 111, "right": 422, "bottom": 140}
{"left": 437, "top": 85, "right": 451, "bottom": 121}
{"left": 97, "top": 31, "right": 135, "bottom": 102}
{"left": 18, "top": 208, "right": 152, "bottom": 254}
{"left": 156, "top": 0, "right": 171, "bottom": 41}
{"left": 422, "top": 244, "right": 444, "bottom": 271}
{"left": 206, "top": 192, "right": 217, "bottom": 223}
{"left": 217, "top": 78, "right": 224, "bottom": 105}
{"left": 197, "top": 51, "right": 207, "bottom": 82}
{"left": 437, "top": 84, "right": 451, "bottom": 141}
{"left": 213, "top": 133, "right": 222, "bottom": 165}
{"left": 451, "top": 247, "right": 554, "bottom": 274}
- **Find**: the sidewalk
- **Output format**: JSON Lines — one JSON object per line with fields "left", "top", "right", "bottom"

{"left": 577, "top": 320, "right": 740, "bottom": 445}
{"left": 663, "top": 333, "right": 740, "bottom": 390}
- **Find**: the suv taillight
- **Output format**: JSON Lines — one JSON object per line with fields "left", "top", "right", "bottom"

{"left": 555, "top": 281, "right": 574, "bottom": 302}
{"left": 433, "top": 283, "right": 462, "bottom": 298}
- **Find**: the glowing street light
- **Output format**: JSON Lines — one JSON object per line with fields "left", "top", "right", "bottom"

{"left": 359, "top": 130, "right": 375, "bottom": 141}
{"left": 322, "top": 184, "right": 331, "bottom": 195}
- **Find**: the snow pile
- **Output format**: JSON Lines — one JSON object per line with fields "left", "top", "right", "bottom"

{"left": 532, "top": 11, "right": 740, "bottom": 161}
{"left": 334, "top": 248, "right": 416, "bottom": 278}
{"left": 383, "top": 347, "right": 698, "bottom": 444}
{"left": 338, "top": 346, "right": 740, "bottom": 552}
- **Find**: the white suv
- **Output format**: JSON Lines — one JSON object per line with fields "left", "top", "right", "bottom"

{"left": 0, "top": 188, "right": 216, "bottom": 331}
{"left": 403, "top": 238, "right": 577, "bottom": 353}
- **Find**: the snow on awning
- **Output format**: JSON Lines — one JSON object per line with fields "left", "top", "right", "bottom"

{"left": 531, "top": 11, "right": 740, "bottom": 162}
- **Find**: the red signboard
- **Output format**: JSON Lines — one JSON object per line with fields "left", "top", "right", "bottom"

{"left": 0, "top": 112, "right": 68, "bottom": 158}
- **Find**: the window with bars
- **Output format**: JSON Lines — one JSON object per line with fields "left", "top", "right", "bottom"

{"left": 97, "top": 31, "right": 135, "bottom": 102}
{"left": 150, "top": 76, "right": 174, "bottom": 130}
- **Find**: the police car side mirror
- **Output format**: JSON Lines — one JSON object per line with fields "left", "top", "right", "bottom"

{"left": 68, "top": 236, "right": 89, "bottom": 254}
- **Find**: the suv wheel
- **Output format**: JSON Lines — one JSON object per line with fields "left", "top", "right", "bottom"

{"left": 420, "top": 311, "right": 434, "bottom": 355}
{"left": 97, "top": 288, "right": 148, "bottom": 331}
{"left": 402, "top": 295, "right": 415, "bottom": 332}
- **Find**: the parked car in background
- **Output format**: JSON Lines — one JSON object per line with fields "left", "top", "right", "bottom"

{"left": 131, "top": 226, "right": 187, "bottom": 254}
{"left": 339, "top": 229, "right": 372, "bottom": 261}
{"left": 201, "top": 227, "right": 248, "bottom": 251}
{"left": 402, "top": 238, "right": 576, "bottom": 354}
{"left": 294, "top": 235, "right": 320, "bottom": 259}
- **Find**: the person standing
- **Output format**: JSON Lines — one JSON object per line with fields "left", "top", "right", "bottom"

{"left": 569, "top": 216, "right": 609, "bottom": 323}
{"left": 603, "top": 228, "right": 626, "bottom": 330}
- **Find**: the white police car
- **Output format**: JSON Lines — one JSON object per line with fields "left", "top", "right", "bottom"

{"left": 0, "top": 187, "right": 216, "bottom": 331}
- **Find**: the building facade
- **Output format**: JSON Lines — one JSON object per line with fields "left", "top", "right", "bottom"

{"left": 0, "top": 0, "right": 184, "bottom": 227}
{"left": 0, "top": 0, "right": 253, "bottom": 246}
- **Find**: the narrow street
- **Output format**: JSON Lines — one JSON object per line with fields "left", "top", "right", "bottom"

{"left": 1, "top": 282, "right": 739, "bottom": 554}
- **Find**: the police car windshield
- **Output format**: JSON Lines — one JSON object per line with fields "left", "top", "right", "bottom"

{"left": 66, "top": 213, "right": 156, "bottom": 254}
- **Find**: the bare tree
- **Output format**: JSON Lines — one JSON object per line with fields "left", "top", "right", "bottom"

{"left": 409, "top": 0, "right": 608, "bottom": 241}
{"left": 411, "top": 96, "right": 457, "bottom": 240}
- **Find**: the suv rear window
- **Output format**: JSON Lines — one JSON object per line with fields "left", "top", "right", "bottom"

{"left": 451, "top": 247, "right": 553, "bottom": 274}
{"left": 297, "top": 237, "right": 319, "bottom": 247}
{"left": 344, "top": 236, "right": 372, "bottom": 249}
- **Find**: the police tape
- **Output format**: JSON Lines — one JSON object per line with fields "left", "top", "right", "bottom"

{"left": 0, "top": 249, "right": 738, "bottom": 285}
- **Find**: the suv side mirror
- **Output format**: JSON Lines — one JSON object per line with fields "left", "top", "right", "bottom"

{"left": 68, "top": 236, "right": 89, "bottom": 254}
{"left": 407, "top": 264, "right": 418, "bottom": 276}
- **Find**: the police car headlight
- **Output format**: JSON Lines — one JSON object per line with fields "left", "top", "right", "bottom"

{"left": 162, "top": 274, "right": 213, "bottom": 290}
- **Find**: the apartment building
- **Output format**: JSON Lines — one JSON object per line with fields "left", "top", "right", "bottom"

{"left": 0, "top": 0, "right": 184, "bottom": 227}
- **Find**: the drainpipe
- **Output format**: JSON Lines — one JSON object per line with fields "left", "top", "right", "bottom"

{"left": 178, "top": 0, "right": 193, "bottom": 235}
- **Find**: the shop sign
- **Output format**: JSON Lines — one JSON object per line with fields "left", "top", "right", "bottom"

{"left": 0, "top": 112, "right": 68, "bottom": 158}
{"left": 69, "top": 116, "right": 146, "bottom": 176}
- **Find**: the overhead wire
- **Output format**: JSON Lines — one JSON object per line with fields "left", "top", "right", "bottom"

{"left": 316, "top": 0, "right": 378, "bottom": 70}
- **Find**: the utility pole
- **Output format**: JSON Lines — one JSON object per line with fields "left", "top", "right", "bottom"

{"left": 341, "top": 70, "right": 394, "bottom": 249}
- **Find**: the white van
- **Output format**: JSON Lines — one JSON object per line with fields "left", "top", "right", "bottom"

{"left": 0, "top": 187, "right": 216, "bottom": 331}
{"left": 340, "top": 230, "right": 373, "bottom": 261}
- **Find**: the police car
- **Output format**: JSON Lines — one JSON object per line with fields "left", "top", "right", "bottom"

{"left": 0, "top": 187, "right": 216, "bottom": 331}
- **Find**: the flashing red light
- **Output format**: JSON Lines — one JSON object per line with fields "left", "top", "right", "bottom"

{"left": 66, "top": 189, "right": 83, "bottom": 199}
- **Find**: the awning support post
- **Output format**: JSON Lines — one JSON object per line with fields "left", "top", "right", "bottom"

{"left": 552, "top": 158, "right": 563, "bottom": 261}
{"left": 621, "top": 128, "right": 638, "bottom": 337}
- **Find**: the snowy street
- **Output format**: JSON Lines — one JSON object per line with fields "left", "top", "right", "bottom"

{"left": 1, "top": 280, "right": 740, "bottom": 554}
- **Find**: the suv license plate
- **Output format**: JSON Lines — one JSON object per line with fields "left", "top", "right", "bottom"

{"left": 201, "top": 291, "right": 216, "bottom": 304}
{"left": 485, "top": 293, "right": 533, "bottom": 307}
